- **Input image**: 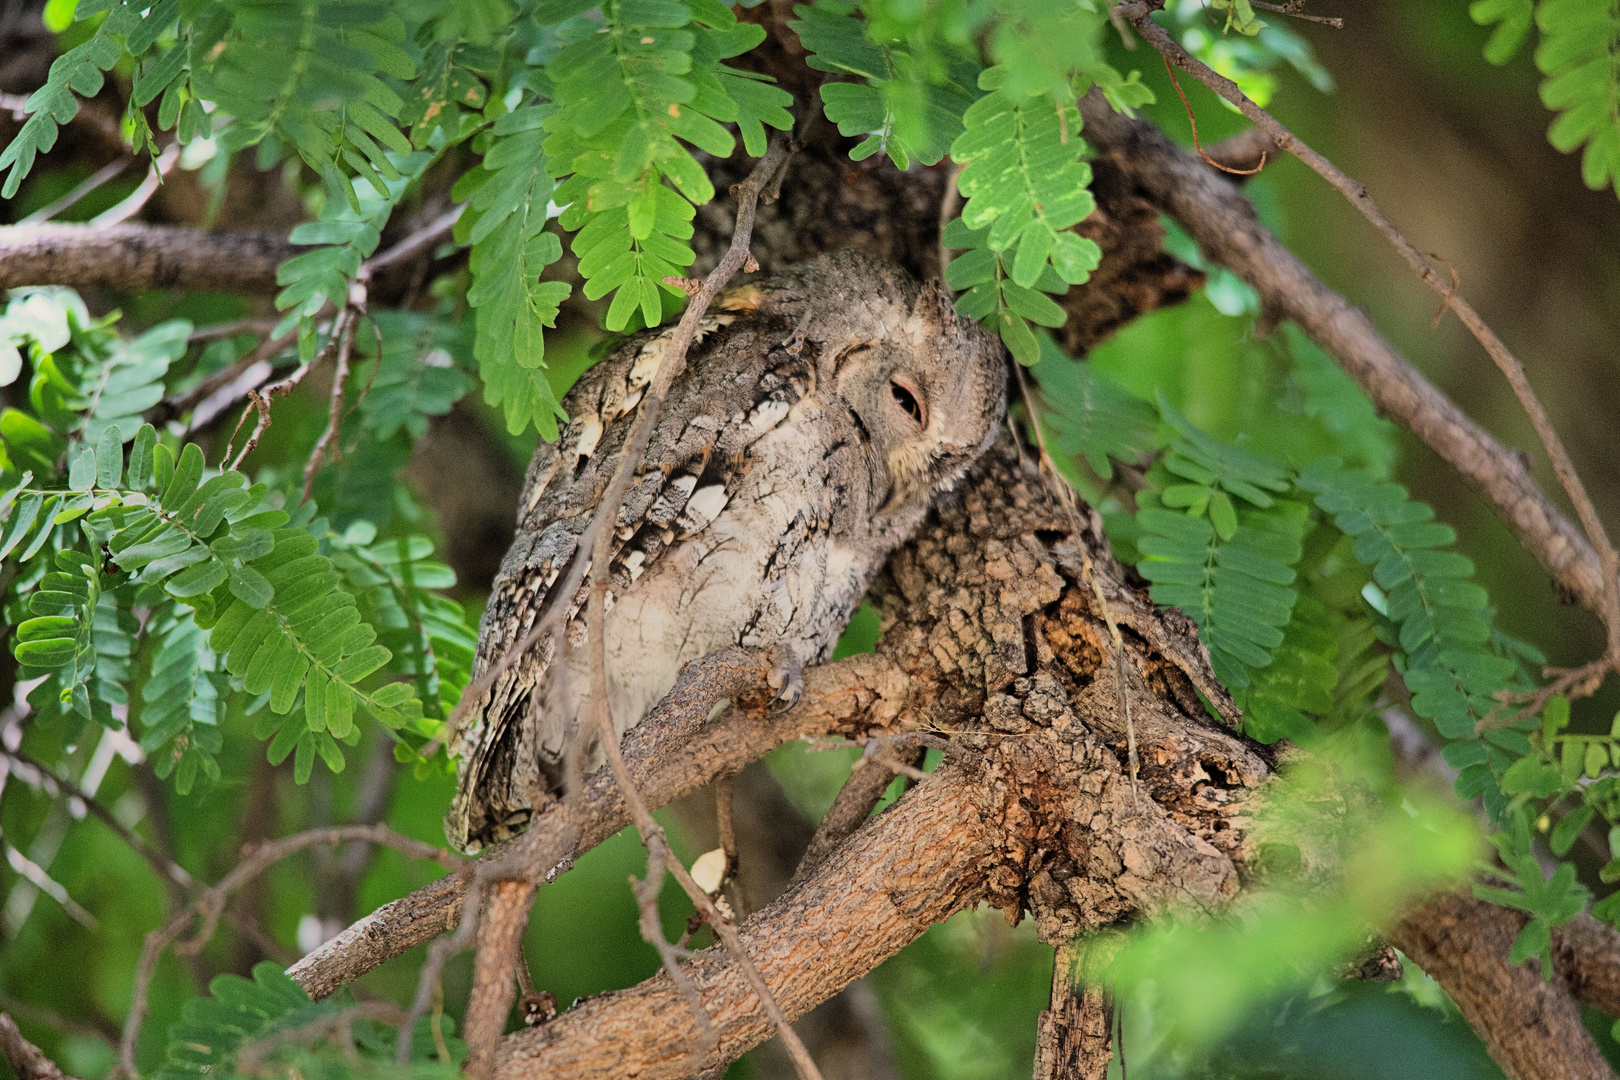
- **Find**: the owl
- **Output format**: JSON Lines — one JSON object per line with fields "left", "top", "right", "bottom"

{"left": 445, "top": 251, "right": 1007, "bottom": 853}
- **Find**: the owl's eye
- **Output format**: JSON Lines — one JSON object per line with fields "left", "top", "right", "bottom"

{"left": 890, "top": 377, "right": 926, "bottom": 427}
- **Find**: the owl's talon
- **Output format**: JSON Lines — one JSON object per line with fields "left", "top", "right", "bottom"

{"left": 768, "top": 652, "right": 804, "bottom": 713}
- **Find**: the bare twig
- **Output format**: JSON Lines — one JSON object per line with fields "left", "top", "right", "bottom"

{"left": 1077, "top": 87, "right": 1620, "bottom": 652}
{"left": 1161, "top": 55, "right": 1265, "bottom": 176}
{"left": 223, "top": 308, "right": 354, "bottom": 470}
{"left": 185, "top": 318, "right": 279, "bottom": 345}
{"left": 937, "top": 161, "right": 964, "bottom": 281}
{"left": 1200, "top": 127, "right": 1278, "bottom": 175}
{"left": 1248, "top": 1, "right": 1343, "bottom": 28}
{"left": 303, "top": 307, "right": 359, "bottom": 501}
{"left": 567, "top": 124, "right": 819, "bottom": 1079}
{"left": 235, "top": 1002, "right": 408, "bottom": 1071}
{"left": 115, "top": 825, "right": 460, "bottom": 1079}
{"left": 90, "top": 141, "right": 181, "bottom": 228}
{"left": 3, "top": 750, "right": 195, "bottom": 899}
{"left": 714, "top": 772, "right": 743, "bottom": 915}
{"left": 362, "top": 206, "right": 465, "bottom": 277}
{"left": 0, "top": 1014, "right": 78, "bottom": 1080}
{"left": 462, "top": 879, "right": 539, "bottom": 1080}
{"left": 1119, "top": 0, "right": 1620, "bottom": 679}
{"left": 396, "top": 882, "right": 483, "bottom": 1065}
{"left": 17, "top": 157, "right": 136, "bottom": 225}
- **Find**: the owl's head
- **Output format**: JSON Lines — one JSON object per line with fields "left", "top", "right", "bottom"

{"left": 724, "top": 251, "right": 1008, "bottom": 516}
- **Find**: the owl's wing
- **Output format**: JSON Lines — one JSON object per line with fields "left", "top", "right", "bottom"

{"left": 446, "top": 312, "right": 815, "bottom": 849}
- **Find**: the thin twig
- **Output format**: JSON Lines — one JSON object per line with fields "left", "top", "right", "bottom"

{"left": 3, "top": 750, "right": 195, "bottom": 898}
{"left": 90, "top": 142, "right": 180, "bottom": 229}
{"left": 186, "top": 318, "right": 279, "bottom": 345}
{"left": 18, "top": 157, "right": 136, "bottom": 226}
{"left": 115, "top": 825, "right": 460, "bottom": 1079}
{"left": 715, "top": 772, "right": 743, "bottom": 916}
{"left": 235, "top": 1002, "right": 408, "bottom": 1071}
{"left": 1121, "top": 0, "right": 1620, "bottom": 688}
{"left": 223, "top": 309, "right": 354, "bottom": 470}
{"left": 303, "top": 308, "right": 358, "bottom": 501}
{"left": 937, "top": 161, "right": 964, "bottom": 281}
{"left": 1248, "top": 0, "right": 1343, "bottom": 28}
{"left": 361, "top": 206, "right": 465, "bottom": 277}
{"left": 396, "top": 882, "right": 483, "bottom": 1065}
{"left": 206, "top": 201, "right": 445, "bottom": 467}
{"left": 1161, "top": 55, "right": 1265, "bottom": 176}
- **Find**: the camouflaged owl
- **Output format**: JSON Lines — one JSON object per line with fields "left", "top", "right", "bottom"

{"left": 446, "top": 251, "right": 1007, "bottom": 852}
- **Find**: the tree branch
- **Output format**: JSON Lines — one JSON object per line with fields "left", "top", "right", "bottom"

{"left": 1556, "top": 913, "right": 1620, "bottom": 1019}
{"left": 0, "top": 224, "right": 298, "bottom": 294}
{"left": 0, "top": 1015, "right": 78, "bottom": 1080}
{"left": 285, "top": 650, "right": 910, "bottom": 1000}
{"left": 1034, "top": 941, "right": 1114, "bottom": 1080}
{"left": 1391, "top": 893, "right": 1616, "bottom": 1080}
{"left": 1077, "top": 92, "right": 1620, "bottom": 623}
{"left": 490, "top": 765, "right": 993, "bottom": 1080}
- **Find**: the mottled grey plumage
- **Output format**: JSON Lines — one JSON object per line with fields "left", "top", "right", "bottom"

{"left": 445, "top": 252, "right": 1006, "bottom": 852}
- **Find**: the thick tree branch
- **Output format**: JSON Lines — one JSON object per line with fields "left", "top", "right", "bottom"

{"left": 1391, "top": 893, "right": 1616, "bottom": 1080}
{"left": 1556, "top": 913, "right": 1620, "bottom": 1019}
{"left": 0, "top": 224, "right": 297, "bottom": 293}
{"left": 1034, "top": 941, "right": 1113, "bottom": 1080}
{"left": 490, "top": 765, "right": 993, "bottom": 1080}
{"left": 1078, "top": 93, "right": 1620, "bottom": 622}
{"left": 286, "top": 651, "right": 910, "bottom": 1000}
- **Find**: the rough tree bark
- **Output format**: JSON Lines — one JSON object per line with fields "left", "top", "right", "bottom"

{"left": 1393, "top": 894, "right": 1613, "bottom": 1080}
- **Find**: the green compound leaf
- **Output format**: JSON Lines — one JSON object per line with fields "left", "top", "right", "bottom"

{"left": 542, "top": 0, "right": 764, "bottom": 338}
{"left": 952, "top": 81, "right": 1098, "bottom": 286}
{"left": 792, "top": 2, "right": 969, "bottom": 169}
{"left": 458, "top": 105, "right": 572, "bottom": 439}
{"left": 1471, "top": 0, "right": 1536, "bottom": 64}
{"left": 1136, "top": 496, "right": 1307, "bottom": 691}
{"left": 1535, "top": 0, "right": 1620, "bottom": 198}
{"left": 1027, "top": 335, "right": 1158, "bottom": 480}
{"left": 1299, "top": 459, "right": 1516, "bottom": 748}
